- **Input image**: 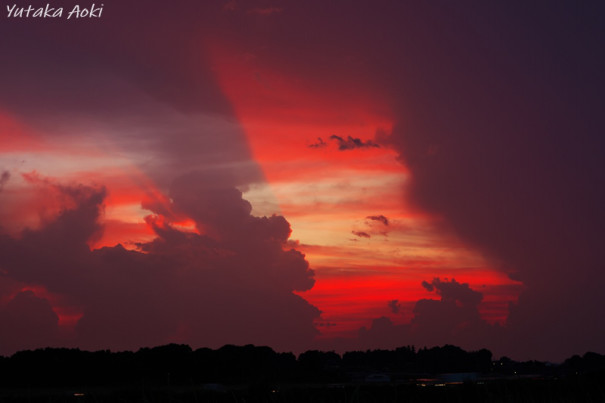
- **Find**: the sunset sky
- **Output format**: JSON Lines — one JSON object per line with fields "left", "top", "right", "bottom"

{"left": 0, "top": 1, "right": 604, "bottom": 361}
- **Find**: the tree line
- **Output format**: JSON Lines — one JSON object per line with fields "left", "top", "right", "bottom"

{"left": 0, "top": 343, "right": 603, "bottom": 388}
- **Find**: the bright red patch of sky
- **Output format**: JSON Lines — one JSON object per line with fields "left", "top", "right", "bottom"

{"left": 204, "top": 40, "right": 522, "bottom": 338}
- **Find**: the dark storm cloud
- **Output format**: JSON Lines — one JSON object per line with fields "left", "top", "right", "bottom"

{"left": 366, "top": 215, "right": 389, "bottom": 226}
{"left": 0, "top": 176, "right": 319, "bottom": 355}
{"left": 376, "top": 3, "right": 605, "bottom": 360}
{"left": 329, "top": 135, "right": 379, "bottom": 151}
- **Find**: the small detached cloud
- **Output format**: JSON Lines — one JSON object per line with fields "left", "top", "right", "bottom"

{"left": 308, "top": 136, "right": 379, "bottom": 151}
{"left": 329, "top": 135, "right": 380, "bottom": 151}
{"left": 366, "top": 215, "right": 389, "bottom": 226}
{"left": 353, "top": 214, "right": 390, "bottom": 239}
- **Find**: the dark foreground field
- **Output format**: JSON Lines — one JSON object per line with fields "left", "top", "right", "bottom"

{"left": 2, "top": 375, "right": 605, "bottom": 403}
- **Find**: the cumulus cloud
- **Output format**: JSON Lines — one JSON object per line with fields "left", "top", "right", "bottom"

{"left": 412, "top": 278, "right": 484, "bottom": 333}
{"left": 0, "top": 175, "right": 319, "bottom": 355}
{"left": 358, "top": 278, "right": 502, "bottom": 353}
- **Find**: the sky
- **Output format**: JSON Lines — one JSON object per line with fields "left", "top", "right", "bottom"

{"left": 0, "top": 1, "right": 603, "bottom": 362}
